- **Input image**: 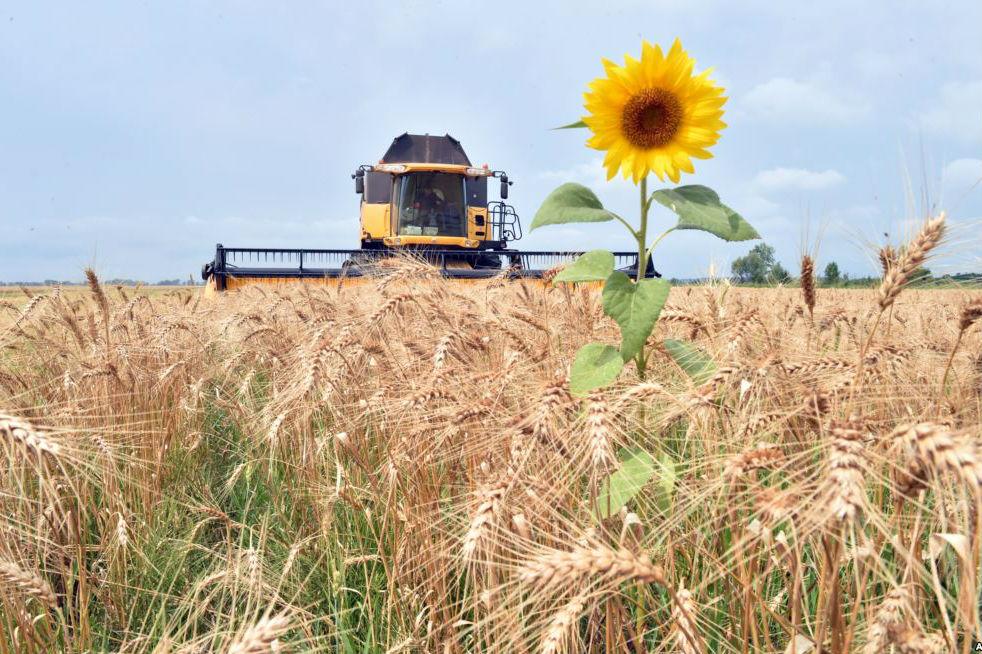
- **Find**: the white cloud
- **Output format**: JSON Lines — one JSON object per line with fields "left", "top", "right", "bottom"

{"left": 741, "top": 77, "right": 870, "bottom": 125}
{"left": 920, "top": 80, "right": 982, "bottom": 143}
{"left": 754, "top": 167, "right": 846, "bottom": 192}
{"left": 942, "top": 158, "right": 982, "bottom": 195}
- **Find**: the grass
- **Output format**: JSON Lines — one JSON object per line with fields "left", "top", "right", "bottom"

{"left": 1, "top": 220, "right": 981, "bottom": 653}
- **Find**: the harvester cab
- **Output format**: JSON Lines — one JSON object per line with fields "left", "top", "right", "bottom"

{"left": 201, "top": 133, "right": 658, "bottom": 292}
{"left": 353, "top": 134, "right": 521, "bottom": 261}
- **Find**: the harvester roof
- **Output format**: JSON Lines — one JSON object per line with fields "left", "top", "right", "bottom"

{"left": 381, "top": 133, "right": 471, "bottom": 166}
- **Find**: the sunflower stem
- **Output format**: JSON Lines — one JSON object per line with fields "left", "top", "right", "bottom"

{"left": 636, "top": 175, "right": 649, "bottom": 284}
{"left": 635, "top": 175, "right": 650, "bottom": 379}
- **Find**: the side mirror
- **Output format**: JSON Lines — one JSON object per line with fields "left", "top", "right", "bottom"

{"left": 500, "top": 174, "right": 509, "bottom": 200}
{"left": 353, "top": 169, "right": 365, "bottom": 194}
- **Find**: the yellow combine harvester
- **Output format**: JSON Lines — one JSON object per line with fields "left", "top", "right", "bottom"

{"left": 201, "top": 133, "right": 657, "bottom": 291}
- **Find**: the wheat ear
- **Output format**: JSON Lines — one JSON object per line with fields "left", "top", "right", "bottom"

{"left": 878, "top": 244, "right": 897, "bottom": 276}
{"left": 0, "top": 560, "right": 58, "bottom": 609}
{"left": 800, "top": 255, "right": 816, "bottom": 318}
{"left": 227, "top": 614, "right": 290, "bottom": 654}
{"left": 540, "top": 592, "right": 587, "bottom": 654}
{"left": 824, "top": 420, "right": 868, "bottom": 525}
{"left": 586, "top": 392, "right": 617, "bottom": 473}
{"left": 878, "top": 214, "right": 945, "bottom": 311}
{"left": 462, "top": 483, "right": 506, "bottom": 562}
{"left": 672, "top": 585, "right": 704, "bottom": 654}
{"left": 519, "top": 543, "right": 664, "bottom": 593}
{"left": 893, "top": 422, "right": 982, "bottom": 491}
{"left": 862, "top": 586, "right": 911, "bottom": 654}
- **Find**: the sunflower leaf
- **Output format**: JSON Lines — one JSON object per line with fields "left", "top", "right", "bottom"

{"left": 602, "top": 273, "right": 671, "bottom": 362}
{"left": 663, "top": 338, "right": 716, "bottom": 384}
{"left": 553, "top": 250, "right": 615, "bottom": 284}
{"left": 569, "top": 343, "right": 624, "bottom": 396}
{"left": 531, "top": 183, "right": 620, "bottom": 231}
{"left": 595, "top": 447, "right": 657, "bottom": 519}
{"left": 651, "top": 185, "right": 760, "bottom": 242}
{"left": 553, "top": 120, "right": 588, "bottom": 129}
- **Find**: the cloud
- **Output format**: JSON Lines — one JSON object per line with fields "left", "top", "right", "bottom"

{"left": 920, "top": 80, "right": 982, "bottom": 143}
{"left": 754, "top": 167, "right": 846, "bottom": 192}
{"left": 941, "top": 158, "right": 982, "bottom": 195}
{"left": 741, "top": 77, "right": 870, "bottom": 125}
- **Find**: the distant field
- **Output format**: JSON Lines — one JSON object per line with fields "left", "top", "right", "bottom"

{"left": 0, "top": 285, "right": 197, "bottom": 299}
{"left": 1, "top": 285, "right": 199, "bottom": 329}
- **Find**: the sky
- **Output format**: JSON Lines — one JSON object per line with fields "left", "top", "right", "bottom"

{"left": 1, "top": 0, "right": 980, "bottom": 282}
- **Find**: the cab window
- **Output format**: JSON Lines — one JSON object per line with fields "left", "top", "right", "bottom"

{"left": 394, "top": 172, "right": 466, "bottom": 237}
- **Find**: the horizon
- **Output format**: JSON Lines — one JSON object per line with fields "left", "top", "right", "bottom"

{"left": 2, "top": 1, "right": 981, "bottom": 282}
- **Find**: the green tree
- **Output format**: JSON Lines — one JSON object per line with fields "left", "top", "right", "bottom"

{"left": 770, "top": 262, "right": 792, "bottom": 284}
{"left": 731, "top": 243, "right": 776, "bottom": 283}
{"left": 910, "top": 267, "right": 932, "bottom": 285}
{"left": 824, "top": 261, "right": 841, "bottom": 286}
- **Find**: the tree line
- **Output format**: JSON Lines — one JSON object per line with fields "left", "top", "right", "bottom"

{"left": 729, "top": 243, "right": 950, "bottom": 287}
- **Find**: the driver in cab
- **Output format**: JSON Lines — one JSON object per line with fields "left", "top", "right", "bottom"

{"left": 419, "top": 187, "right": 445, "bottom": 215}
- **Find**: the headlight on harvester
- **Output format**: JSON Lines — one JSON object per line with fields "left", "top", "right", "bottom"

{"left": 375, "top": 164, "right": 407, "bottom": 173}
{"left": 465, "top": 167, "right": 493, "bottom": 177}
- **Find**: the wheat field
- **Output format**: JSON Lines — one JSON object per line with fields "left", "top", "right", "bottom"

{"left": 2, "top": 233, "right": 982, "bottom": 652}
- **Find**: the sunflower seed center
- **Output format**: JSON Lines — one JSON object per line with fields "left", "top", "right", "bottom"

{"left": 621, "top": 88, "right": 683, "bottom": 149}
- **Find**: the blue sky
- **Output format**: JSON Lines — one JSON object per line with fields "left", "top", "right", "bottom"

{"left": 1, "top": 1, "right": 980, "bottom": 282}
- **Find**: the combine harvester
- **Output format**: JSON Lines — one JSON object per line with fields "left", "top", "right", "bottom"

{"left": 201, "top": 134, "right": 657, "bottom": 292}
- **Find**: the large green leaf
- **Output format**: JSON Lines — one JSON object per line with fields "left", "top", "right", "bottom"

{"left": 663, "top": 338, "right": 717, "bottom": 384}
{"left": 554, "top": 250, "right": 615, "bottom": 283}
{"left": 653, "top": 454, "right": 676, "bottom": 514}
{"left": 569, "top": 343, "right": 624, "bottom": 396}
{"left": 531, "top": 183, "right": 621, "bottom": 231}
{"left": 602, "top": 273, "right": 671, "bottom": 362}
{"left": 596, "top": 447, "right": 656, "bottom": 519}
{"left": 650, "top": 185, "right": 760, "bottom": 242}
{"left": 553, "top": 120, "right": 588, "bottom": 129}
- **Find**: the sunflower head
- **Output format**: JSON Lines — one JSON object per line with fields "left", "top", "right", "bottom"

{"left": 583, "top": 38, "right": 727, "bottom": 184}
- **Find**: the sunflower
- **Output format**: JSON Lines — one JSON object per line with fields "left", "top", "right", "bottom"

{"left": 583, "top": 38, "right": 727, "bottom": 184}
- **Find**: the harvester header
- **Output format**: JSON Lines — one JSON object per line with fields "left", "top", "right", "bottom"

{"left": 201, "top": 133, "right": 658, "bottom": 291}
